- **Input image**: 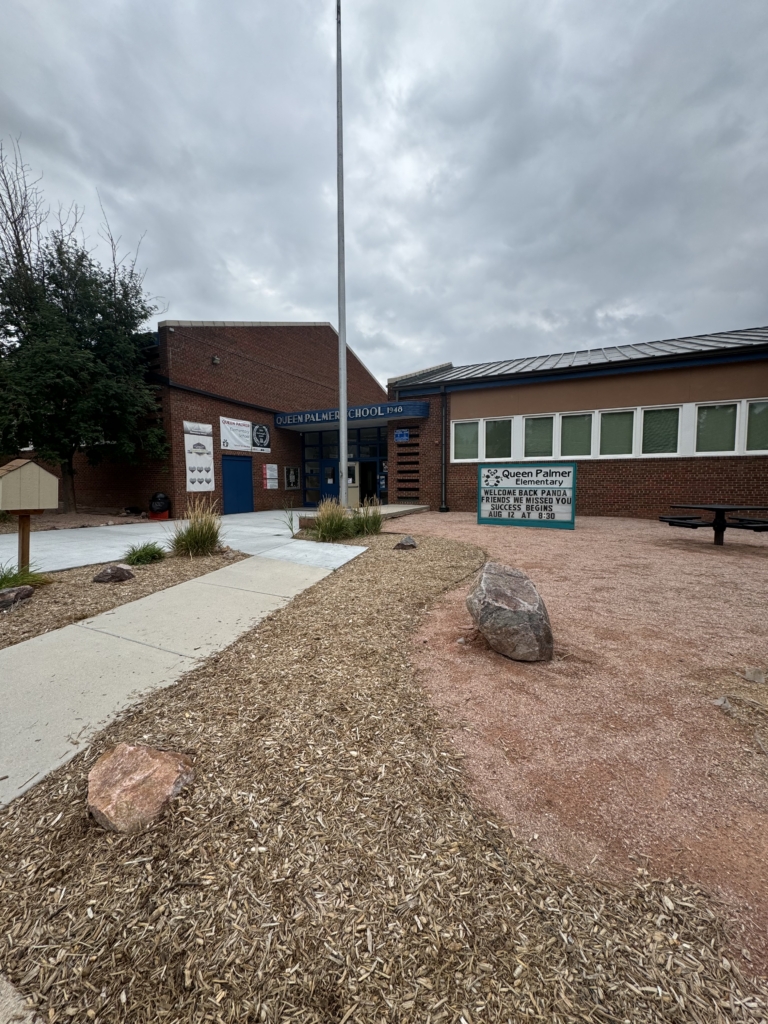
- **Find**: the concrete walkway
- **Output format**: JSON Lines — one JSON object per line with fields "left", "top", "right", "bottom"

{"left": 0, "top": 507, "right": 426, "bottom": 573}
{"left": 0, "top": 542, "right": 364, "bottom": 807}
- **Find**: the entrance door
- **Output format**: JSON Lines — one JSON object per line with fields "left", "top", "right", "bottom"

{"left": 222, "top": 455, "right": 254, "bottom": 514}
{"left": 319, "top": 460, "right": 339, "bottom": 502}
{"left": 360, "top": 461, "right": 378, "bottom": 502}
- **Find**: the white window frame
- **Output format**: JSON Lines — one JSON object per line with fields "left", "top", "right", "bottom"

{"left": 483, "top": 416, "right": 515, "bottom": 461}
{"left": 597, "top": 407, "right": 637, "bottom": 459}
{"left": 694, "top": 401, "right": 740, "bottom": 456}
{"left": 639, "top": 404, "right": 682, "bottom": 458}
{"left": 558, "top": 410, "right": 594, "bottom": 460}
{"left": 451, "top": 418, "right": 481, "bottom": 462}
{"left": 744, "top": 398, "right": 768, "bottom": 454}
{"left": 449, "top": 399, "right": 767, "bottom": 464}
{"left": 522, "top": 413, "right": 557, "bottom": 460}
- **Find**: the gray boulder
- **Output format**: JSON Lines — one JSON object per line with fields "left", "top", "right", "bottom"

{"left": 93, "top": 564, "right": 135, "bottom": 583}
{"left": 394, "top": 535, "right": 417, "bottom": 550}
{"left": 466, "top": 562, "right": 553, "bottom": 662}
{"left": 0, "top": 585, "right": 34, "bottom": 611}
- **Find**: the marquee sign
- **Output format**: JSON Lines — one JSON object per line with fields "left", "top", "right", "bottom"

{"left": 274, "top": 401, "right": 429, "bottom": 428}
{"left": 478, "top": 463, "right": 576, "bottom": 529}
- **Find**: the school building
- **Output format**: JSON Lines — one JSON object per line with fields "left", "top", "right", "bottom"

{"left": 19, "top": 321, "right": 768, "bottom": 519}
{"left": 386, "top": 325, "right": 768, "bottom": 517}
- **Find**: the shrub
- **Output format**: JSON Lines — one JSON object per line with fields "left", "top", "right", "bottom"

{"left": 0, "top": 510, "right": 11, "bottom": 524}
{"left": 124, "top": 541, "right": 166, "bottom": 566}
{"left": 314, "top": 498, "right": 352, "bottom": 542}
{"left": 0, "top": 561, "right": 51, "bottom": 588}
{"left": 171, "top": 497, "right": 221, "bottom": 557}
{"left": 351, "top": 497, "right": 383, "bottom": 537}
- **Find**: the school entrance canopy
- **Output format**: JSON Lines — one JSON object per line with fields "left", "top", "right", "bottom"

{"left": 274, "top": 401, "right": 429, "bottom": 430}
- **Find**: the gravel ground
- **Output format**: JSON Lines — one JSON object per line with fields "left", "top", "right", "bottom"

{"left": 0, "top": 534, "right": 766, "bottom": 1023}
{"left": 391, "top": 514, "right": 768, "bottom": 971}
{"left": 0, "top": 552, "right": 246, "bottom": 651}
{"left": 0, "top": 511, "right": 149, "bottom": 535}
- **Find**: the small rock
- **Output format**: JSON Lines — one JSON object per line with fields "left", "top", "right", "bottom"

{"left": 93, "top": 565, "right": 135, "bottom": 583}
{"left": 0, "top": 585, "right": 34, "bottom": 611}
{"left": 87, "top": 743, "right": 194, "bottom": 832}
{"left": 107, "top": 520, "right": 115, "bottom": 526}
{"left": 456, "top": 636, "right": 466, "bottom": 645}
{"left": 466, "top": 561, "right": 553, "bottom": 662}
{"left": 713, "top": 696, "right": 733, "bottom": 712}
{"left": 394, "top": 535, "right": 418, "bottom": 550}
{"left": 740, "top": 667, "right": 766, "bottom": 685}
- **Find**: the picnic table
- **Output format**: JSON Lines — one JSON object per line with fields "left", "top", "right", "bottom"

{"left": 659, "top": 504, "right": 768, "bottom": 545}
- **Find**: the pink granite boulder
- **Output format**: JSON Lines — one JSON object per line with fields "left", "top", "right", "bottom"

{"left": 87, "top": 743, "right": 194, "bottom": 832}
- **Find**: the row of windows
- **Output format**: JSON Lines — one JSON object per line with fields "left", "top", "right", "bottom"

{"left": 302, "top": 427, "right": 388, "bottom": 462}
{"left": 452, "top": 399, "right": 768, "bottom": 462}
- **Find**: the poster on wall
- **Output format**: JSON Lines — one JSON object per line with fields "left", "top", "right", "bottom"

{"left": 220, "top": 416, "right": 252, "bottom": 451}
{"left": 183, "top": 422, "right": 215, "bottom": 492}
{"left": 252, "top": 423, "right": 271, "bottom": 453}
{"left": 262, "top": 464, "right": 279, "bottom": 490}
{"left": 477, "top": 462, "right": 576, "bottom": 529}
{"left": 284, "top": 466, "right": 300, "bottom": 490}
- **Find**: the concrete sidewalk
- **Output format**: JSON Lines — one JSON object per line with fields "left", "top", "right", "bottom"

{"left": 0, "top": 510, "right": 366, "bottom": 573}
{"left": 0, "top": 546, "right": 363, "bottom": 807}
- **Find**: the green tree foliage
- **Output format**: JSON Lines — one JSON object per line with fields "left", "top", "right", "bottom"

{"left": 0, "top": 141, "right": 167, "bottom": 511}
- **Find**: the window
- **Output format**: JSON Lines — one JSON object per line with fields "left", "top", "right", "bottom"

{"left": 746, "top": 401, "right": 768, "bottom": 451}
{"left": 525, "top": 416, "right": 553, "bottom": 457}
{"left": 696, "top": 404, "right": 736, "bottom": 452}
{"left": 485, "top": 419, "right": 512, "bottom": 459}
{"left": 642, "top": 407, "right": 679, "bottom": 454}
{"left": 561, "top": 414, "right": 592, "bottom": 456}
{"left": 600, "top": 411, "right": 634, "bottom": 455}
{"left": 454, "top": 421, "right": 479, "bottom": 460}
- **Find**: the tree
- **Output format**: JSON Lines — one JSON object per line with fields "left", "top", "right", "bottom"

{"left": 0, "top": 140, "right": 167, "bottom": 511}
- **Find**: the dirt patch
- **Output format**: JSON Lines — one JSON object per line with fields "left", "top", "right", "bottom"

{"left": 0, "top": 551, "right": 247, "bottom": 650}
{"left": 0, "top": 534, "right": 766, "bottom": 1022}
{"left": 397, "top": 514, "right": 768, "bottom": 970}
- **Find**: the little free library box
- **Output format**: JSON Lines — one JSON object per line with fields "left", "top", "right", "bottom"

{"left": 477, "top": 463, "right": 577, "bottom": 529}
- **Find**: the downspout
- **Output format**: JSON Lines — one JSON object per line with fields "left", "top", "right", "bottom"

{"left": 439, "top": 387, "right": 449, "bottom": 512}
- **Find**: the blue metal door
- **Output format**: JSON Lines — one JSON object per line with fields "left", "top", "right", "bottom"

{"left": 222, "top": 455, "right": 254, "bottom": 514}
{"left": 319, "top": 460, "right": 339, "bottom": 502}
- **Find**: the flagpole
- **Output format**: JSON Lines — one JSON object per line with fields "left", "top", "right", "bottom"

{"left": 336, "top": 0, "right": 349, "bottom": 507}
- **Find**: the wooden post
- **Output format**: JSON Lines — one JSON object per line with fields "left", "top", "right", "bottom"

{"left": 13, "top": 510, "right": 44, "bottom": 571}
{"left": 18, "top": 514, "right": 30, "bottom": 571}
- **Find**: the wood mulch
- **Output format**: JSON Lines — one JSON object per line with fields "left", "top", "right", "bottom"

{"left": 0, "top": 552, "right": 246, "bottom": 651}
{"left": 0, "top": 534, "right": 766, "bottom": 1023}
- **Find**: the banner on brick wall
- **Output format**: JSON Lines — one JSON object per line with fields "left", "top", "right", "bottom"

{"left": 220, "top": 416, "right": 252, "bottom": 452}
{"left": 183, "top": 422, "right": 215, "bottom": 492}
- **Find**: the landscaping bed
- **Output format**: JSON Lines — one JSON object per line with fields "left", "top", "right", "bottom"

{"left": 0, "top": 510, "right": 148, "bottom": 535}
{"left": 0, "top": 534, "right": 765, "bottom": 1022}
{"left": 0, "top": 551, "right": 246, "bottom": 651}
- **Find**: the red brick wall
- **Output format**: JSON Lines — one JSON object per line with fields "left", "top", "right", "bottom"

{"left": 160, "top": 323, "right": 385, "bottom": 412}
{"left": 386, "top": 388, "right": 768, "bottom": 518}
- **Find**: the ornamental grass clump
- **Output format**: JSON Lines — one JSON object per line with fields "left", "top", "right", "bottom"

{"left": 123, "top": 541, "right": 166, "bottom": 566}
{"left": 313, "top": 497, "right": 351, "bottom": 542}
{"left": 0, "top": 561, "right": 51, "bottom": 588}
{"left": 170, "top": 497, "right": 221, "bottom": 557}
{"left": 351, "top": 497, "right": 383, "bottom": 536}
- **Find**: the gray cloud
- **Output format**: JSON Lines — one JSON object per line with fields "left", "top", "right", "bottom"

{"left": 2, "top": 0, "right": 767, "bottom": 382}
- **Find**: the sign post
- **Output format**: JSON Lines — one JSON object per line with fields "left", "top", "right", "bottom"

{"left": 477, "top": 463, "right": 577, "bottom": 529}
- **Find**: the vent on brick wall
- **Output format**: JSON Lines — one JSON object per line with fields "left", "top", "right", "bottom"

{"left": 395, "top": 428, "right": 420, "bottom": 501}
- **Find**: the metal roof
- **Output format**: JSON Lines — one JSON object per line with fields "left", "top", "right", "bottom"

{"left": 394, "top": 326, "right": 768, "bottom": 388}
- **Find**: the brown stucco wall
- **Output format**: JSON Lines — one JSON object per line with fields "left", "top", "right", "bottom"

{"left": 449, "top": 360, "right": 768, "bottom": 419}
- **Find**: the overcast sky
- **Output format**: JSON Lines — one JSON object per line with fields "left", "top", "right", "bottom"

{"left": 3, "top": 0, "right": 768, "bottom": 382}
